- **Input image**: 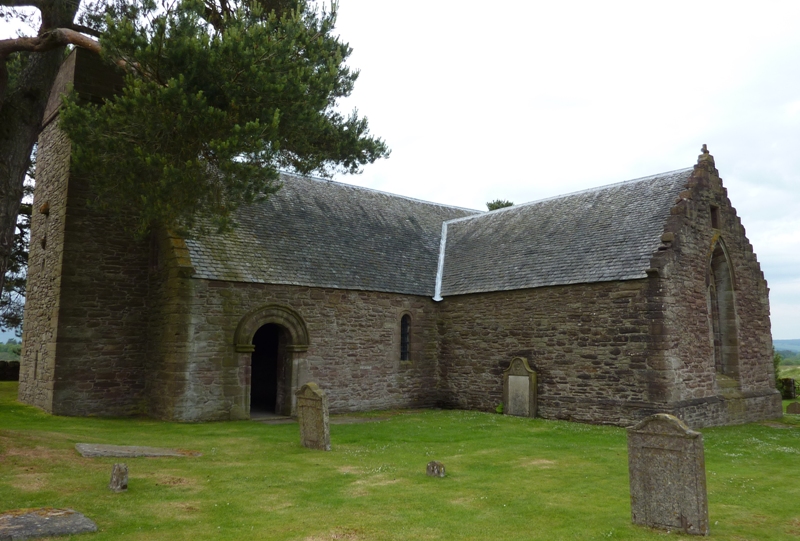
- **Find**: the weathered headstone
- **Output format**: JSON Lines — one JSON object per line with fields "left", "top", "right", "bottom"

{"left": 109, "top": 463, "right": 128, "bottom": 492}
{"left": 786, "top": 402, "right": 800, "bottom": 415}
{"left": 426, "top": 461, "right": 446, "bottom": 477}
{"left": 295, "top": 383, "right": 330, "bottom": 451}
{"left": 628, "top": 414, "right": 709, "bottom": 536}
{"left": 502, "top": 357, "right": 537, "bottom": 418}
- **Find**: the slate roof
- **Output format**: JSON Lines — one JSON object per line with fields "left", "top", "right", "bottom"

{"left": 185, "top": 174, "right": 480, "bottom": 296}
{"left": 438, "top": 168, "right": 693, "bottom": 297}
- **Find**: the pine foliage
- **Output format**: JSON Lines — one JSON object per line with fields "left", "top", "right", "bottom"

{"left": 60, "top": 0, "right": 389, "bottom": 237}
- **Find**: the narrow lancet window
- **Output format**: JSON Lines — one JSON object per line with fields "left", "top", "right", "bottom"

{"left": 400, "top": 315, "right": 411, "bottom": 361}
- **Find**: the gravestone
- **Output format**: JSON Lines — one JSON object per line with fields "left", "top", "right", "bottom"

{"left": 628, "top": 414, "right": 709, "bottom": 536}
{"left": 76, "top": 443, "right": 201, "bottom": 458}
{"left": 295, "top": 383, "right": 330, "bottom": 451}
{"left": 502, "top": 357, "right": 537, "bottom": 418}
{"left": 787, "top": 402, "right": 800, "bottom": 415}
{"left": 109, "top": 463, "right": 128, "bottom": 492}
{"left": 426, "top": 461, "right": 446, "bottom": 477}
{"left": 0, "top": 508, "right": 97, "bottom": 540}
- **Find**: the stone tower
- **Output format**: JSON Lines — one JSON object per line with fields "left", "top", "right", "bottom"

{"left": 18, "top": 49, "right": 152, "bottom": 415}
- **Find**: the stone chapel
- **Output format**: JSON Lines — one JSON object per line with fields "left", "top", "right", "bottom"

{"left": 17, "top": 49, "right": 782, "bottom": 428}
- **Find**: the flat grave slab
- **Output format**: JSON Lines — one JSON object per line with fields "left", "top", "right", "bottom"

{"left": 0, "top": 508, "right": 96, "bottom": 540}
{"left": 75, "top": 443, "right": 201, "bottom": 458}
{"left": 253, "top": 415, "right": 390, "bottom": 425}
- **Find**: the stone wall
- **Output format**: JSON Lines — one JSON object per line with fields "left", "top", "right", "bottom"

{"left": 435, "top": 151, "right": 781, "bottom": 428}
{"left": 145, "top": 240, "right": 441, "bottom": 420}
{"left": 436, "top": 278, "right": 675, "bottom": 426}
{"left": 19, "top": 49, "right": 151, "bottom": 416}
{"left": 47, "top": 159, "right": 151, "bottom": 416}
{"left": 18, "top": 119, "right": 70, "bottom": 412}
{"left": 649, "top": 151, "right": 781, "bottom": 426}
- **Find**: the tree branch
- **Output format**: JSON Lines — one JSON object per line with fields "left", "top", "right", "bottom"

{"left": 0, "top": 29, "right": 104, "bottom": 102}
{"left": 0, "top": 28, "right": 101, "bottom": 57}
{"left": 0, "top": 0, "right": 43, "bottom": 7}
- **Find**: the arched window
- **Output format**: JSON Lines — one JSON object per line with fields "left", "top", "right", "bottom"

{"left": 400, "top": 315, "right": 411, "bottom": 361}
{"left": 708, "top": 241, "right": 739, "bottom": 378}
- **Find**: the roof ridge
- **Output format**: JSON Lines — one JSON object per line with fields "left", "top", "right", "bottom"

{"left": 441, "top": 167, "right": 693, "bottom": 226}
{"left": 281, "top": 171, "right": 483, "bottom": 214}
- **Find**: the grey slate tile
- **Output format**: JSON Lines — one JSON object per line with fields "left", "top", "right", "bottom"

{"left": 439, "top": 168, "right": 692, "bottom": 296}
{"left": 185, "top": 168, "right": 691, "bottom": 298}
{"left": 185, "top": 174, "right": 479, "bottom": 296}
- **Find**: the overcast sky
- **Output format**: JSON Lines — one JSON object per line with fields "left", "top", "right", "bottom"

{"left": 2, "top": 1, "right": 798, "bottom": 340}
{"left": 330, "top": 1, "right": 800, "bottom": 339}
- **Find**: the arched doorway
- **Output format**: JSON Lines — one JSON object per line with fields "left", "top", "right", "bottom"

{"left": 234, "top": 304, "right": 310, "bottom": 418}
{"left": 251, "top": 323, "right": 291, "bottom": 415}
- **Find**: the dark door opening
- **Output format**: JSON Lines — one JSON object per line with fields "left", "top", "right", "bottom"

{"left": 251, "top": 323, "right": 283, "bottom": 414}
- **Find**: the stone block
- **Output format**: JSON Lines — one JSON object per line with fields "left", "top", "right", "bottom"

{"left": 109, "top": 463, "right": 128, "bottom": 492}
{"left": 502, "top": 357, "right": 537, "bottom": 418}
{"left": 787, "top": 402, "right": 800, "bottom": 415}
{"left": 0, "top": 508, "right": 97, "bottom": 540}
{"left": 426, "top": 461, "right": 446, "bottom": 477}
{"left": 295, "top": 382, "right": 330, "bottom": 451}
{"left": 628, "top": 414, "right": 708, "bottom": 535}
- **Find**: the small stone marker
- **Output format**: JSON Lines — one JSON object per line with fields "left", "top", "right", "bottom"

{"left": 787, "top": 402, "right": 800, "bottom": 414}
{"left": 628, "top": 414, "right": 709, "bottom": 536}
{"left": 295, "top": 382, "right": 330, "bottom": 451}
{"left": 502, "top": 357, "right": 537, "bottom": 418}
{"left": 109, "top": 463, "right": 128, "bottom": 492}
{"left": 426, "top": 461, "right": 446, "bottom": 477}
{"left": 0, "top": 508, "right": 97, "bottom": 540}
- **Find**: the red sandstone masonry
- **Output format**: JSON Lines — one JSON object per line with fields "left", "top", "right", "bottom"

{"left": 435, "top": 279, "right": 671, "bottom": 426}
{"left": 19, "top": 117, "right": 151, "bottom": 416}
{"left": 651, "top": 152, "right": 780, "bottom": 425}
{"left": 18, "top": 120, "right": 71, "bottom": 411}
{"left": 433, "top": 152, "right": 781, "bottom": 428}
{"left": 145, "top": 258, "right": 442, "bottom": 420}
{"left": 19, "top": 50, "right": 150, "bottom": 417}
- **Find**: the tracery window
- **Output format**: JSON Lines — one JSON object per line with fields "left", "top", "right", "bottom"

{"left": 708, "top": 240, "right": 739, "bottom": 378}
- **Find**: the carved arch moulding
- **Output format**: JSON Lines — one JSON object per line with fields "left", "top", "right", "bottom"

{"left": 233, "top": 304, "right": 310, "bottom": 353}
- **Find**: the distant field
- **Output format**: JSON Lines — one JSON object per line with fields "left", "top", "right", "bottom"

{"left": 779, "top": 365, "right": 800, "bottom": 380}
{"left": 774, "top": 339, "right": 800, "bottom": 353}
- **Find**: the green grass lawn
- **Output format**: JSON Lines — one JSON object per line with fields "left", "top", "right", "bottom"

{"left": 1, "top": 381, "right": 799, "bottom": 541}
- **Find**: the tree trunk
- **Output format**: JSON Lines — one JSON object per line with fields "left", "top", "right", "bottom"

{"left": 0, "top": 0, "right": 81, "bottom": 295}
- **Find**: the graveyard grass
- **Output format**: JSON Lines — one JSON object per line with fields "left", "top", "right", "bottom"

{"left": 1, "top": 383, "right": 799, "bottom": 541}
